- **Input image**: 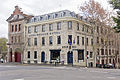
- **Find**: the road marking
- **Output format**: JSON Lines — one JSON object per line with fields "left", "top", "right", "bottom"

{"left": 0, "top": 66, "right": 16, "bottom": 67}
{"left": 14, "top": 78, "right": 24, "bottom": 80}
{"left": 107, "top": 77, "right": 116, "bottom": 79}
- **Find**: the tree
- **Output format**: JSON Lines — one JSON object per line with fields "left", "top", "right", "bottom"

{"left": 79, "top": 0, "right": 115, "bottom": 65}
{"left": 0, "top": 38, "right": 8, "bottom": 59}
{"left": 109, "top": 0, "right": 120, "bottom": 32}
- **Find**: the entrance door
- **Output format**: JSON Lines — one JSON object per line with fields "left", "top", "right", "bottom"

{"left": 41, "top": 52, "right": 45, "bottom": 62}
{"left": 15, "top": 52, "right": 21, "bottom": 62}
{"left": 67, "top": 51, "right": 73, "bottom": 64}
{"left": 9, "top": 53, "right": 12, "bottom": 62}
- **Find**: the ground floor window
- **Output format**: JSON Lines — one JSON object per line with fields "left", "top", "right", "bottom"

{"left": 78, "top": 50, "right": 84, "bottom": 60}
{"left": 28, "top": 51, "right": 30, "bottom": 58}
{"left": 50, "top": 50, "right": 60, "bottom": 60}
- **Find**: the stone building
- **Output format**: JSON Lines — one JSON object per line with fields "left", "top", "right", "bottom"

{"left": 7, "top": 6, "right": 120, "bottom": 68}
{"left": 23, "top": 10, "right": 96, "bottom": 67}
{"left": 6, "top": 6, "right": 32, "bottom": 63}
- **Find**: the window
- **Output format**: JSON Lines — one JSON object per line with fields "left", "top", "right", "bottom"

{"left": 101, "top": 38, "right": 104, "bottom": 44}
{"left": 42, "top": 25, "right": 45, "bottom": 32}
{"left": 49, "top": 24, "right": 53, "bottom": 31}
{"left": 97, "top": 37, "right": 99, "bottom": 43}
{"left": 78, "top": 50, "right": 84, "bottom": 60}
{"left": 68, "top": 35, "right": 72, "bottom": 45}
{"left": 51, "top": 51, "right": 60, "bottom": 60}
{"left": 97, "top": 26, "right": 99, "bottom": 33}
{"left": 42, "top": 37, "right": 45, "bottom": 46}
{"left": 90, "top": 52, "right": 93, "bottom": 58}
{"left": 34, "top": 26, "right": 38, "bottom": 33}
{"left": 49, "top": 36, "right": 53, "bottom": 45}
{"left": 101, "top": 49, "right": 104, "bottom": 55}
{"left": 97, "top": 49, "right": 99, "bottom": 55}
{"left": 82, "top": 25, "right": 84, "bottom": 31}
{"left": 46, "top": 15, "right": 50, "bottom": 20}
{"left": 109, "top": 59, "right": 111, "bottom": 63}
{"left": 82, "top": 37, "right": 84, "bottom": 45}
{"left": 61, "top": 12, "right": 66, "bottom": 17}
{"left": 19, "top": 24, "right": 21, "bottom": 31}
{"left": 40, "top": 16, "right": 43, "bottom": 21}
{"left": 68, "top": 21, "right": 72, "bottom": 29}
{"left": 105, "top": 49, "right": 108, "bottom": 55}
{"left": 109, "top": 49, "right": 111, "bottom": 55}
{"left": 77, "top": 36, "right": 79, "bottom": 45}
{"left": 15, "top": 25, "right": 17, "bottom": 32}
{"left": 57, "top": 22, "right": 61, "bottom": 30}
{"left": 86, "top": 27, "right": 88, "bottom": 33}
{"left": 28, "top": 38, "right": 31, "bottom": 46}
{"left": 11, "top": 36, "right": 13, "bottom": 43}
{"left": 28, "top": 51, "right": 30, "bottom": 58}
{"left": 53, "top": 14, "right": 58, "bottom": 19}
{"left": 28, "top": 26, "right": 31, "bottom": 33}
{"left": 91, "top": 29, "right": 93, "bottom": 34}
{"left": 57, "top": 36, "right": 61, "bottom": 44}
{"left": 12, "top": 25, "right": 14, "bottom": 32}
{"left": 34, "top": 51, "right": 37, "bottom": 59}
{"left": 77, "top": 23, "right": 79, "bottom": 30}
{"left": 34, "top": 38, "right": 37, "bottom": 46}
{"left": 86, "top": 38, "right": 88, "bottom": 46}
{"left": 91, "top": 38, "right": 93, "bottom": 46}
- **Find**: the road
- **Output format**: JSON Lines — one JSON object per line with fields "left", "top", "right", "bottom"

{"left": 0, "top": 64, "right": 120, "bottom": 80}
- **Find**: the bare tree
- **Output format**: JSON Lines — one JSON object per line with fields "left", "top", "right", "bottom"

{"left": 79, "top": 0, "right": 116, "bottom": 66}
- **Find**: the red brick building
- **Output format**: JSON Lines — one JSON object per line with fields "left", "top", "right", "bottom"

{"left": 6, "top": 6, "right": 32, "bottom": 63}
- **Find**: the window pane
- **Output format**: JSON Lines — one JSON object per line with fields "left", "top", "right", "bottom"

{"left": 34, "top": 51, "right": 37, "bottom": 59}
{"left": 57, "top": 36, "right": 61, "bottom": 44}
{"left": 49, "top": 36, "right": 53, "bottom": 45}
{"left": 28, "top": 51, "right": 30, "bottom": 58}
{"left": 34, "top": 38, "right": 37, "bottom": 46}
{"left": 68, "top": 21, "right": 72, "bottom": 29}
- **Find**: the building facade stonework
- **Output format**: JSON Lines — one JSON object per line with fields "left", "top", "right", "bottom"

{"left": 7, "top": 6, "right": 120, "bottom": 68}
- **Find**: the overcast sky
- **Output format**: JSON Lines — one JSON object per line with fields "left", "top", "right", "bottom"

{"left": 0, "top": 0, "right": 111, "bottom": 38}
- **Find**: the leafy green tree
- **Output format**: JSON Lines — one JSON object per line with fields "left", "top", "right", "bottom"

{"left": 109, "top": 0, "right": 120, "bottom": 32}
{"left": 0, "top": 38, "right": 8, "bottom": 59}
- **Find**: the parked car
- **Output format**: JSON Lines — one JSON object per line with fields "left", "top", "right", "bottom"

{"left": 103, "top": 63, "right": 114, "bottom": 69}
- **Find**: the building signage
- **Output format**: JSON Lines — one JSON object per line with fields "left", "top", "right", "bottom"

{"left": 29, "top": 32, "right": 60, "bottom": 37}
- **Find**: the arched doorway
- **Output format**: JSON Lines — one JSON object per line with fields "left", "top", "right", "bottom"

{"left": 41, "top": 52, "right": 45, "bottom": 62}
{"left": 14, "top": 48, "right": 22, "bottom": 62}
{"left": 67, "top": 51, "right": 73, "bottom": 64}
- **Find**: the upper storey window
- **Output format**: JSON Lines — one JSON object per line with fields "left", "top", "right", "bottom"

{"left": 60, "top": 12, "right": 66, "bottom": 17}
{"left": 53, "top": 13, "right": 58, "bottom": 19}
{"left": 40, "top": 16, "right": 43, "bottom": 21}
{"left": 34, "top": 26, "right": 38, "bottom": 33}
{"left": 12, "top": 25, "right": 14, "bottom": 32}
{"left": 49, "top": 24, "right": 53, "bottom": 31}
{"left": 15, "top": 25, "right": 17, "bottom": 32}
{"left": 34, "top": 18, "right": 37, "bottom": 22}
{"left": 68, "top": 21, "right": 72, "bottom": 30}
{"left": 46, "top": 15, "right": 50, "bottom": 20}
{"left": 19, "top": 24, "right": 21, "bottom": 31}
{"left": 57, "top": 22, "right": 61, "bottom": 30}
{"left": 28, "top": 26, "right": 31, "bottom": 33}
{"left": 42, "top": 25, "right": 45, "bottom": 32}
{"left": 70, "top": 12, "right": 75, "bottom": 17}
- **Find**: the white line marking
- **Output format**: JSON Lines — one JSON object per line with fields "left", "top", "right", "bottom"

{"left": 14, "top": 78, "right": 24, "bottom": 80}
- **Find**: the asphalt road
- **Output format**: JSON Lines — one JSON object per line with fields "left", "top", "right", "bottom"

{"left": 0, "top": 64, "right": 120, "bottom": 80}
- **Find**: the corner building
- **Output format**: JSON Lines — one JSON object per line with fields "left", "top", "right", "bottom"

{"left": 24, "top": 10, "right": 96, "bottom": 67}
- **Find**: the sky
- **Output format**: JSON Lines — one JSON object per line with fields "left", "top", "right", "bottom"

{"left": 0, "top": 0, "right": 112, "bottom": 38}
